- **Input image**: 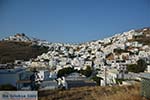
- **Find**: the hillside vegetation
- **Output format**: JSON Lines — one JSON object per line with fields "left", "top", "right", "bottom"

{"left": 132, "top": 27, "right": 150, "bottom": 45}
{"left": 0, "top": 41, "right": 48, "bottom": 63}
{"left": 39, "top": 84, "right": 147, "bottom": 100}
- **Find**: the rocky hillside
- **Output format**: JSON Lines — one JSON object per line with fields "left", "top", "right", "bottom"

{"left": 129, "top": 27, "right": 150, "bottom": 45}
{"left": 3, "top": 33, "right": 32, "bottom": 42}
{"left": 0, "top": 41, "right": 49, "bottom": 64}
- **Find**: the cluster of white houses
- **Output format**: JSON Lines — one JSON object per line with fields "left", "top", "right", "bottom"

{"left": 0, "top": 28, "right": 150, "bottom": 90}
{"left": 32, "top": 28, "right": 150, "bottom": 84}
{"left": 3, "top": 33, "right": 31, "bottom": 42}
{"left": 0, "top": 63, "right": 94, "bottom": 90}
{"left": 0, "top": 64, "right": 65, "bottom": 90}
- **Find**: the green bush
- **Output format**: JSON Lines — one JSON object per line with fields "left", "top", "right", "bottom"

{"left": 80, "top": 66, "right": 93, "bottom": 77}
{"left": 127, "top": 59, "right": 147, "bottom": 73}
{"left": 92, "top": 76, "right": 103, "bottom": 85}
{"left": 57, "top": 67, "right": 76, "bottom": 77}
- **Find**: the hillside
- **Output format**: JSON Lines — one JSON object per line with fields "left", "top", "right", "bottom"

{"left": 1, "top": 27, "right": 150, "bottom": 66}
{"left": 130, "top": 27, "right": 150, "bottom": 45}
{"left": 34, "top": 27, "right": 150, "bottom": 73}
{"left": 0, "top": 41, "right": 49, "bottom": 63}
{"left": 39, "top": 84, "right": 147, "bottom": 100}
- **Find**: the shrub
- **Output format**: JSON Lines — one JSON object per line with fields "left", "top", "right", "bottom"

{"left": 57, "top": 67, "right": 76, "bottom": 77}
{"left": 92, "top": 76, "right": 103, "bottom": 85}
{"left": 80, "top": 66, "right": 93, "bottom": 77}
{"left": 127, "top": 59, "right": 147, "bottom": 73}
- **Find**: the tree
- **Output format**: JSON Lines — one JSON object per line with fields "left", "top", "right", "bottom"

{"left": 92, "top": 76, "right": 103, "bottom": 85}
{"left": 127, "top": 64, "right": 138, "bottom": 73}
{"left": 80, "top": 66, "right": 93, "bottom": 77}
{"left": 127, "top": 59, "right": 147, "bottom": 73}
{"left": 137, "top": 59, "right": 147, "bottom": 72}
{"left": 57, "top": 67, "right": 75, "bottom": 78}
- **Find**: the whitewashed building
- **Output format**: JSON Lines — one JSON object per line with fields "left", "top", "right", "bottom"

{"left": 0, "top": 67, "right": 27, "bottom": 87}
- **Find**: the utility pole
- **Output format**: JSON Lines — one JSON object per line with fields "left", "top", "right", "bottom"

{"left": 103, "top": 58, "right": 107, "bottom": 86}
{"left": 104, "top": 66, "right": 107, "bottom": 86}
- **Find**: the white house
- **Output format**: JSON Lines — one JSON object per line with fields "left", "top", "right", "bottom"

{"left": 97, "top": 69, "right": 120, "bottom": 86}
{"left": 147, "top": 65, "right": 150, "bottom": 73}
{"left": 0, "top": 67, "right": 27, "bottom": 87}
{"left": 39, "top": 80, "right": 58, "bottom": 90}
{"left": 38, "top": 70, "right": 50, "bottom": 81}
{"left": 84, "top": 61, "right": 93, "bottom": 68}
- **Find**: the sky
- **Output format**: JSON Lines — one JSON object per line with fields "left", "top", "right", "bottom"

{"left": 0, "top": 0, "right": 150, "bottom": 43}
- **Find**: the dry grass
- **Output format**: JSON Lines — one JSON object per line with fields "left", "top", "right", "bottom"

{"left": 39, "top": 83, "right": 148, "bottom": 100}
{"left": 0, "top": 41, "right": 48, "bottom": 63}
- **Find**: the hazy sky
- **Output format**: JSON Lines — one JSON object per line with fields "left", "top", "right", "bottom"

{"left": 0, "top": 0, "right": 150, "bottom": 43}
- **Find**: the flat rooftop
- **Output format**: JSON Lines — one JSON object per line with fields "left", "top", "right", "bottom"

{"left": 0, "top": 67, "right": 27, "bottom": 74}
{"left": 139, "top": 73, "right": 150, "bottom": 80}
